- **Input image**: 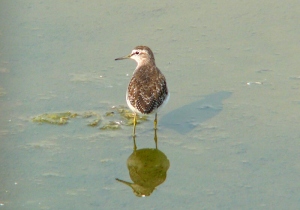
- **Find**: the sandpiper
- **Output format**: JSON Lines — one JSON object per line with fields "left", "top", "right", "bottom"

{"left": 115, "top": 46, "right": 169, "bottom": 137}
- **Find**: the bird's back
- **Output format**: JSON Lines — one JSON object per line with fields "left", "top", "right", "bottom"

{"left": 127, "top": 64, "right": 168, "bottom": 114}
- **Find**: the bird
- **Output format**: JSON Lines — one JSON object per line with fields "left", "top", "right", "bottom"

{"left": 115, "top": 46, "right": 169, "bottom": 138}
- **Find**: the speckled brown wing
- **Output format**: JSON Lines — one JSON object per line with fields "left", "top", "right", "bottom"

{"left": 127, "top": 65, "right": 168, "bottom": 114}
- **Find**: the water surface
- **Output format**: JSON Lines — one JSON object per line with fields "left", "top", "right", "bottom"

{"left": 1, "top": 1, "right": 300, "bottom": 209}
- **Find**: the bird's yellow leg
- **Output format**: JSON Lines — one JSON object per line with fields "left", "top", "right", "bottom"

{"left": 154, "top": 113, "right": 158, "bottom": 130}
{"left": 133, "top": 113, "right": 137, "bottom": 137}
{"left": 154, "top": 113, "right": 158, "bottom": 149}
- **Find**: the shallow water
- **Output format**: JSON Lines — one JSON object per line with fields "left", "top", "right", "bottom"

{"left": 1, "top": 1, "right": 300, "bottom": 209}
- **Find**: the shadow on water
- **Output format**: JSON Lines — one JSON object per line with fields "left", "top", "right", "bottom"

{"left": 116, "top": 129, "right": 170, "bottom": 197}
{"left": 160, "top": 91, "right": 232, "bottom": 134}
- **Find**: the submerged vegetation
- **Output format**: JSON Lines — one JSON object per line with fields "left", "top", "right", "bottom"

{"left": 32, "top": 112, "right": 78, "bottom": 125}
{"left": 31, "top": 105, "right": 148, "bottom": 130}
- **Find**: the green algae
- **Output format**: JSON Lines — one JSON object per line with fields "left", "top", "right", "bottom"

{"left": 32, "top": 112, "right": 78, "bottom": 125}
{"left": 31, "top": 105, "right": 148, "bottom": 130}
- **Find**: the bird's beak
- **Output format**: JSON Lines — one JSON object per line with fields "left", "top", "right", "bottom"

{"left": 115, "top": 54, "right": 131, "bottom": 61}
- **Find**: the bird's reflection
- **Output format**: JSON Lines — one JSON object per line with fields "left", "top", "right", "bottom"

{"left": 116, "top": 129, "right": 170, "bottom": 197}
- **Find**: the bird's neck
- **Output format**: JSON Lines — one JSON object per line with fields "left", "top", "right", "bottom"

{"left": 136, "top": 59, "right": 155, "bottom": 69}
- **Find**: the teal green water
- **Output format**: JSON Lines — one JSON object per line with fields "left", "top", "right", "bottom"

{"left": 1, "top": 1, "right": 300, "bottom": 209}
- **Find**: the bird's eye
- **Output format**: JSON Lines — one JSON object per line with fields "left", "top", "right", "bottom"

{"left": 135, "top": 51, "right": 139, "bottom": 55}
